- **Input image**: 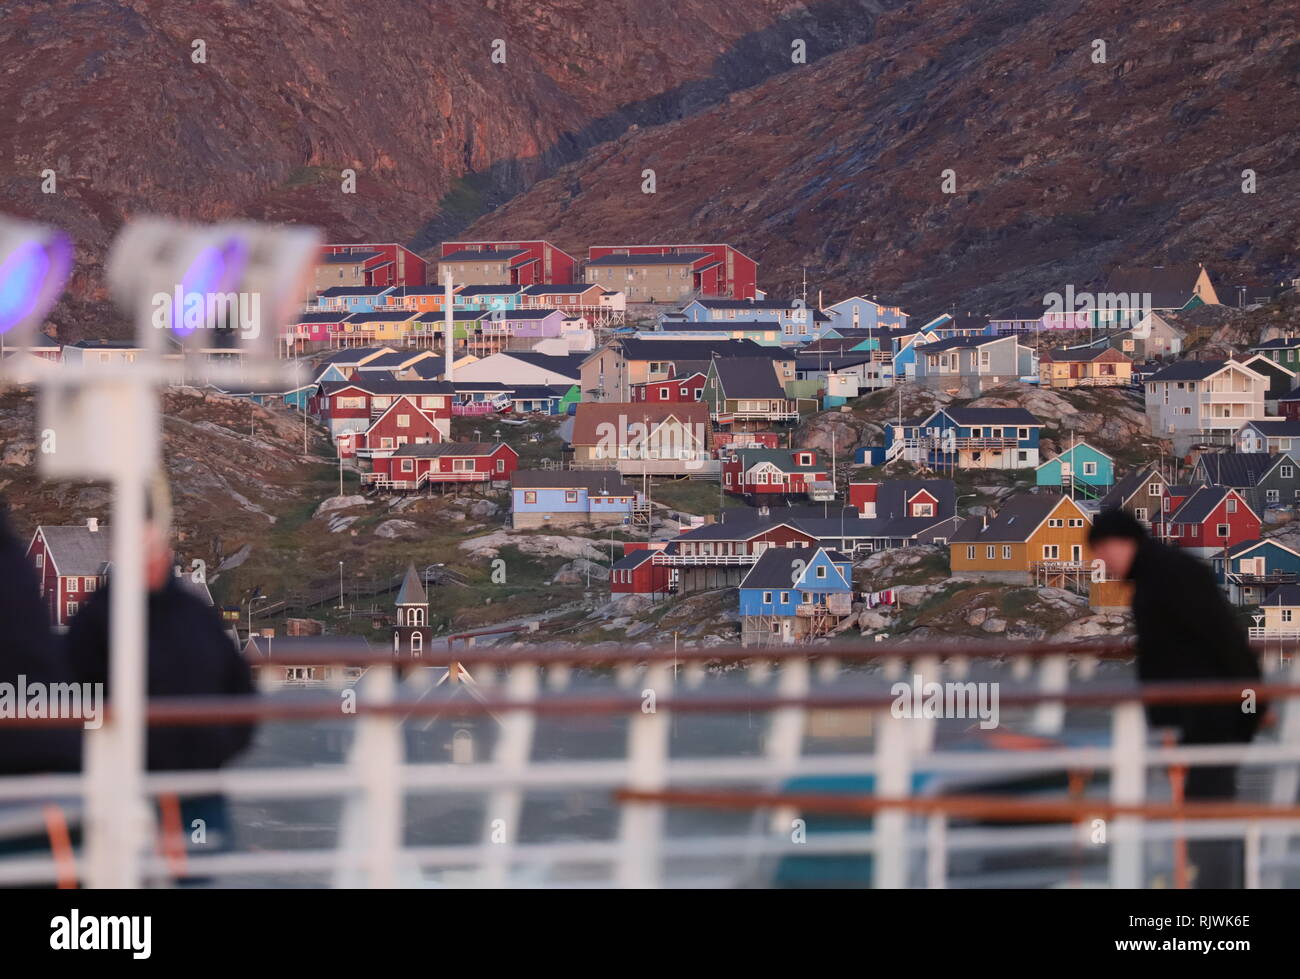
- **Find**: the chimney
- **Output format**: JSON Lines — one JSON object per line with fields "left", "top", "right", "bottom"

{"left": 86, "top": 517, "right": 99, "bottom": 533}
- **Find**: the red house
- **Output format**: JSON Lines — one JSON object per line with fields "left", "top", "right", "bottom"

{"left": 722, "top": 447, "right": 832, "bottom": 499}
{"left": 312, "top": 377, "right": 454, "bottom": 448}
{"left": 631, "top": 373, "right": 707, "bottom": 403}
{"left": 354, "top": 396, "right": 446, "bottom": 460}
{"left": 848, "top": 481, "right": 942, "bottom": 519}
{"left": 439, "top": 240, "right": 576, "bottom": 285}
{"left": 610, "top": 546, "right": 673, "bottom": 599}
{"left": 1153, "top": 486, "right": 1260, "bottom": 560}
{"left": 318, "top": 243, "right": 426, "bottom": 288}
{"left": 26, "top": 519, "right": 111, "bottom": 629}
{"left": 365, "top": 442, "right": 519, "bottom": 491}
{"left": 587, "top": 244, "right": 757, "bottom": 300}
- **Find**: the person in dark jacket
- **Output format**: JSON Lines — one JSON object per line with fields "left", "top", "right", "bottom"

{"left": 1089, "top": 508, "right": 1263, "bottom": 888}
{"left": 0, "top": 508, "right": 82, "bottom": 776}
{"left": 65, "top": 516, "right": 255, "bottom": 861}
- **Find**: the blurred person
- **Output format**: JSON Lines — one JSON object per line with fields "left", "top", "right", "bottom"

{"left": 1089, "top": 508, "right": 1264, "bottom": 888}
{"left": 65, "top": 484, "right": 255, "bottom": 867}
{"left": 0, "top": 504, "right": 82, "bottom": 875}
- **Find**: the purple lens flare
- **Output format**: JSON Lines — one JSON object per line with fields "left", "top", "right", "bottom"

{"left": 0, "top": 232, "right": 72, "bottom": 335}
{"left": 171, "top": 236, "right": 249, "bottom": 336}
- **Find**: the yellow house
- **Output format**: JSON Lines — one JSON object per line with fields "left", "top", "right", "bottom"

{"left": 950, "top": 494, "right": 1092, "bottom": 586}
{"left": 1039, "top": 346, "right": 1133, "bottom": 388}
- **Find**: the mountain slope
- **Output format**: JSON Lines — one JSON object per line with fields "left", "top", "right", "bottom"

{"left": 465, "top": 0, "right": 1300, "bottom": 312}
{"left": 1, "top": 0, "right": 888, "bottom": 337}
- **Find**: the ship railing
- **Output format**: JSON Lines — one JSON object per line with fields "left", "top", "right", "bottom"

{"left": 2, "top": 639, "right": 1300, "bottom": 889}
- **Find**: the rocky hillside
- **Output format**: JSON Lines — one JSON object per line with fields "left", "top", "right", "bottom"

{"left": 466, "top": 0, "right": 1300, "bottom": 312}
{"left": 1, "top": 0, "right": 887, "bottom": 338}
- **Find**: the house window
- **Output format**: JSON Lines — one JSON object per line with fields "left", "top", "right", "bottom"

{"left": 1043, "top": 545, "right": 1060, "bottom": 559}
{"left": 1268, "top": 489, "right": 1280, "bottom": 503}
{"left": 1284, "top": 609, "right": 1294, "bottom": 623}
{"left": 565, "top": 490, "right": 579, "bottom": 503}
{"left": 84, "top": 577, "right": 97, "bottom": 592}
{"left": 1217, "top": 524, "right": 1230, "bottom": 538}
{"left": 967, "top": 546, "right": 975, "bottom": 560}
{"left": 524, "top": 491, "right": 537, "bottom": 504}
{"left": 67, "top": 601, "right": 78, "bottom": 617}
{"left": 1048, "top": 519, "right": 1063, "bottom": 528}
{"left": 661, "top": 387, "right": 670, "bottom": 398}
{"left": 1082, "top": 462, "right": 1097, "bottom": 476}
{"left": 779, "top": 591, "right": 789, "bottom": 604}
{"left": 987, "top": 546, "right": 996, "bottom": 559}
{"left": 396, "top": 414, "right": 410, "bottom": 428}
{"left": 1134, "top": 508, "right": 1148, "bottom": 521}
{"left": 1018, "top": 428, "right": 1030, "bottom": 440}
{"left": 1068, "top": 518, "right": 1085, "bottom": 527}
{"left": 913, "top": 503, "right": 934, "bottom": 517}
{"left": 1227, "top": 498, "right": 1237, "bottom": 514}
{"left": 410, "top": 633, "right": 422, "bottom": 655}
{"left": 1148, "top": 483, "right": 1161, "bottom": 495}
{"left": 1002, "top": 545, "right": 1011, "bottom": 559}
{"left": 67, "top": 578, "right": 78, "bottom": 593}
{"left": 453, "top": 459, "right": 474, "bottom": 472}
{"left": 815, "top": 566, "right": 827, "bottom": 578}
{"left": 401, "top": 459, "right": 414, "bottom": 473}
{"left": 763, "top": 591, "right": 773, "bottom": 604}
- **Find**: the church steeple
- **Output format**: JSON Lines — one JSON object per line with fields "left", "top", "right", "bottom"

{"left": 393, "top": 563, "right": 429, "bottom": 658}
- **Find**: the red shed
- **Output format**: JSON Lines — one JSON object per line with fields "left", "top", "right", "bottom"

{"left": 610, "top": 548, "right": 673, "bottom": 598}
{"left": 631, "top": 373, "right": 707, "bottom": 403}
{"left": 26, "top": 520, "right": 111, "bottom": 629}
{"left": 1153, "top": 486, "right": 1260, "bottom": 560}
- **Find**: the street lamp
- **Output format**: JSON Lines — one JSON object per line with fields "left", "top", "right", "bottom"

{"left": 247, "top": 594, "right": 269, "bottom": 636}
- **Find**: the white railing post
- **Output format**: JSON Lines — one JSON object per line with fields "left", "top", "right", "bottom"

{"left": 874, "top": 709, "right": 911, "bottom": 888}
{"left": 616, "top": 662, "right": 672, "bottom": 888}
{"left": 356, "top": 663, "right": 401, "bottom": 887}
{"left": 1263, "top": 647, "right": 1300, "bottom": 887}
{"left": 1031, "top": 654, "right": 1069, "bottom": 735}
{"left": 480, "top": 662, "right": 538, "bottom": 887}
{"left": 1109, "top": 700, "right": 1146, "bottom": 888}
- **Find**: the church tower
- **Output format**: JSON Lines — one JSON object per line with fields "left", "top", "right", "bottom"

{"left": 393, "top": 563, "right": 429, "bottom": 660}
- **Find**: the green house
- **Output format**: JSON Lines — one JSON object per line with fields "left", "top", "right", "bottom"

{"left": 1035, "top": 441, "right": 1115, "bottom": 499}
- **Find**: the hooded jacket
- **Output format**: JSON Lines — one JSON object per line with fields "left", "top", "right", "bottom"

{"left": 1127, "top": 536, "right": 1262, "bottom": 742}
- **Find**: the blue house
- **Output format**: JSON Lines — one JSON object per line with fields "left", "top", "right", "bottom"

{"left": 884, "top": 406, "right": 1043, "bottom": 470}
{"left": 739, "top": 546, "right": 854, "bottom": 646}
{"left": 677, "top": 298, "right": 834, "bottom": 343}
{"left": 1034, "top": 441, "right": 1115, "bottom": 498}
{"left": 455, "top": 285, "right": 525, "bottom": 311}
{"left": 510, "top": 470, "right": 644, "bottom": 530}
{"left": 315, "top": 285, "right": 395, "bottom": 314}
{"left": 1216, "top": 538, "right": 1300, "bottom": 606}
{"left": 822, "top": 296, "right": 909, "bottom": 334}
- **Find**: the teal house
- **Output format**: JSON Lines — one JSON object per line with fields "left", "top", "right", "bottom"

{"left": 1034, "top": 441, "right": 1115, "bottom": 498}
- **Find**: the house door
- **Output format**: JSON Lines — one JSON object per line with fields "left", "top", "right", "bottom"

{"left": 1071, "top": 545, "right": 1082, "bottom": 562}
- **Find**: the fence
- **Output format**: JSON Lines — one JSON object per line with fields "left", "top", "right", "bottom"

{"left": 2, "top": 638, "right": 1300, "bottom": 888}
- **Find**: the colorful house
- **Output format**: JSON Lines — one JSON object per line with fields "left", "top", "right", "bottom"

{"left": 366, "top": 442, "right": 519, "bottom": 491}
{"left": 1152, "top": 486, "right": 1260, "bottom": 560}
{"left": 314, "top": 286, "right": 396, "bottom": 315}
{"left": 1096, "top": 467, "right": 1170, "bottom": 526}
{"left": 1034, "top": 442, "right": 1115, "bottom": 498}
{"left": 569, "top": 402, "right": 715, "bottom": 476}
{"left": 439, "top": 240, "right": 577, "bottom": 286}
{"left": 1235, "top": 419, "right": 1300, "bottom": 454}
{"left": 586, "top": 244, "right": 757, "bottom": 301}
{"left": 511, "top": 470, "right": 644, "bottom": 530}
{"left": 1192, "top": 451, "right": 1300, "bottom": 515}
{"left": 822, "top": 296, "right": 909, "bottom": 334}
{"left": 886, "top": 406, "right": 1043, "bottom": 470}
{"left": 701, "top": 358, "right": 800, "bottom": 429}
{"left": 912, "top": 334, "right": 1035, "bottom": 396}
{"left": 722, "top": 448, "right": 833, "bottom": 501}
{"left": 610, "top": 547, "right": 674, "bottom": 599}
{"left": 739, "top": 546, "right": 854, "bottom": 646}
{"left": 353, "top": 395, "right": 446, "bottom": 460}
{"left": 26, "top": 519, "right": 111, "bottom": 629}
{"left": 1217, "top": 539, "right": 1300, "bottom": 606}
{"left": 631, "top": 372, "right": 708, "bottom": 403}
{"left": 949, "top": 495, "right": 1092, "bottom": 587}
{"left": 1253, "top": 584, "right": 1300, "bottom": 639}
{"left": 1038, "top": 346, "right": 1133, "bottom": 388}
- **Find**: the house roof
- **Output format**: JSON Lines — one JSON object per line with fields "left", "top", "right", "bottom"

{"left": 613, "top": 337, "right": 782, "bottom": 363}
{"left": 494, "top": 351, "right": 585, "bottom": 379}
{"left": 1097, "top": 467, "right": 1162, "bottom": 509}
{"left": 732, "top": 448, "right": 827, "bottom": 474}
{"left": 439, "top": 248, "right": 528, "bottom": 262}
{"left": 512, "top": 470, "right": 635, "bottom": 494}
{"left": 36, "top": 525, "right": 113, "bottom": 576}
{"left": 1166, "top": 486, "right": 1234, "bottom": 524}
{"left": 395, "top": 563, "right": 427, "bottom": 606}
{"left": 1145, "top": 360, "right": 1231, "bottom": 382}
{"left": 319, "top": 377, "right": 454, "bottom": 396}
{"left": 389, "top": 442, "right": 511, "bottom": 459}
{"left": 456, "top": 285, "right": 525, "bottom": 296}
{"left": 317, "top": 286, "right": 393, "bottom": 298}
{"left": 521, "top": 283, "right": 598, "bottom": 295}
{"left": 916, "top": 335, "right": 1004, "bottom": 352}
{"left": 659, "top": 319, "right": 783, "bottom": 332}
{"left": 950, "top": 494, "right": 1078, "bottom": 543}
{"left": 712, "top": 359, "right": 785, "bottom": 399}
{"left": 344, "top": 310, "right": 417, "bottom": 323}
{"left": 1196, "top": 452, "right": 1279, "bottom": 488}
{"left": 320, "top": 250, "right": 380, "bottom": 264}
{"left": 294, "top": 311, "right": 348, "bottom": 324}
{"left": 611, "top": 549, "right": 659, "bottom": 571}
{"left": 585, "top": 252, "right": 710, "bottom": 267}
{"left": 1043, "top": 346, "right": 1131, "bottom": 363}
{"left": 942, "top": 405, "right": 1042, "bottom": 427}
{"left": 1103, "top": 263, "right": 1206, "bottom": 309}
{"left": 1243, "top": 420, "right": 1300, "bottom": 437}
{"left": 570, "top": 402, "right": 712, "bottom": 445}
{"left": 739, "top": 546, "right": 851, "bottom": 590}
{"left": 1227, "top": 538, "right": 1300, "bottom": 560}
{"left": 1261, "top": 584, "right": 1300, "bottom": 607}
{"left": 1250, "top": 337, "right": 1300, "bottom": 350}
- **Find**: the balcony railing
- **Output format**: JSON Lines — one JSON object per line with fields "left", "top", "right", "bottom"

{"left": 651, "top": 552, "right": 755, "bottom": 566}
{"left": 796, "top": 595, "right": 853, "bottom": 617}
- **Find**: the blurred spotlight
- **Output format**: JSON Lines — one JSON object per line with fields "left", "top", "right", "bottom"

{"left": 0, "top": 215, "right": 73, "bottom": 342}
{"left": 106, "top": 217, "right": 319, "bottom": 361}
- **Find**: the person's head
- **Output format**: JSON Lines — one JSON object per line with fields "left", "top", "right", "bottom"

{"left": 144, "top": 520, "right": 175, "bottom": 591}
{"left": 1087, "top": 508, "right": 1147, "bottom": 580}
